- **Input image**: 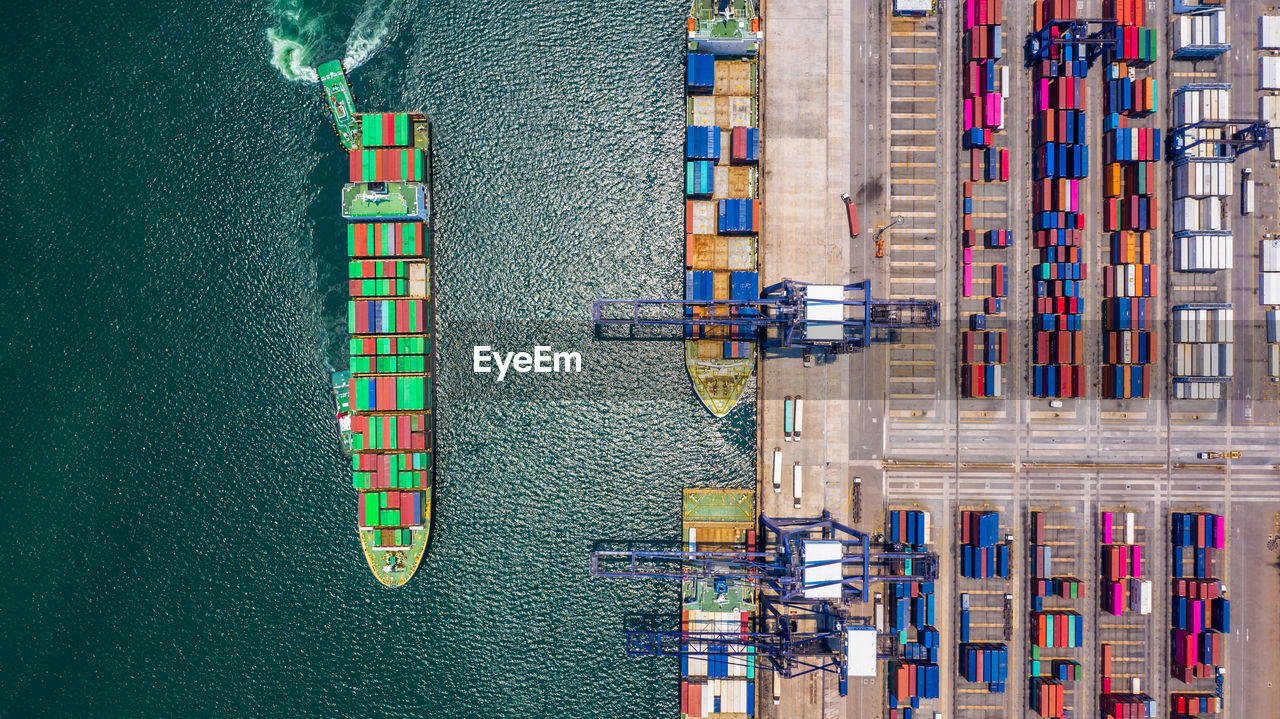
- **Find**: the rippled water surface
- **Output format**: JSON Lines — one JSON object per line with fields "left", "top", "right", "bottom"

{"left": 0, "top": 1, "right": 756, "bottom": 716}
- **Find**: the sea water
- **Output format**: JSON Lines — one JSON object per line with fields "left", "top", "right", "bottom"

{"left": 0, "top": 0, "right": 754, "bottom": 716}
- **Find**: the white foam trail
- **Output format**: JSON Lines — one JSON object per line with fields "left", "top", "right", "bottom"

{"left": 342, "top": 0, "right": 398, "bottom": 71}
{"left": 268, "top": 28, "right": 320, "bottom": 83}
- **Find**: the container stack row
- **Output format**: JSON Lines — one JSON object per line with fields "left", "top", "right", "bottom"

{"left": 1169, "top": 512, "right": 1228, "bottom": 687}
{"left": 1269, "top": 311, "right": 1280, "bottom": 379}
{"left": 1172, "top": 8, "right": 1228, "bottom": 60}
{"left": 1100, "top": 510, "right": 1151, "bottom": 615}
{"left": 345, "top": 113, "right": 433, "bottom": 539}
{"left": 1100, "top": 5, "right": 1158, "bottom": 398}
{"left": 960, "top": 0, "right": 1011, "bottom": 397}
{"left": 1262, "top": 238, "right": 1280, "bottom": 308}
{"left": 1027, "top": 509, "right": 1083, "bottom": 717}
{"left": 680, "top": 611, "right": 755, "bottom": 719}
{"left": 885, "top": 508, "right": 939, "bottom": 717}
{"left": 1171, "top": 305, "right": 1233, "bottom": 397}
{"left": 1170, "top": 692, "right": 1222, "bottom": 715}
{"left": 959, "top": 643, "right": 1008, "bottom": 692}
{"left": 1100, "top": 693, "right": 1157, "bottom": 718}
{"left": 1030, "top": 2, "right": 1088, "bottom": 398}
{"left": 959, "top": 510, "right": 1010, "bottom": 578}
{"left": 684, "top": 50, "right": 760, "bottom": 362}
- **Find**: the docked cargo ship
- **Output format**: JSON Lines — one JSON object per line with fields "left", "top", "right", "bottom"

{"left": 680, "top": 489, "right": 758, "bottom": 718}
{"left": 683, "top": 0, "right": 762, "bottom": 417}
{"left": 319, "top": 60, "right": 435, "bottom": 587}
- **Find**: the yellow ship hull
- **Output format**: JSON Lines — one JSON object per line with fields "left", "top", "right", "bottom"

{"left": 359, "top": 508, "right": 430, "bottom": 588}
{"left": 685, "top": 340, "right": 754, "bottom": 417}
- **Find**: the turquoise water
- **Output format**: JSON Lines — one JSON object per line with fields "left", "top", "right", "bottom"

{"left": 0, "top": 0, "right": 756, "bottom": 716}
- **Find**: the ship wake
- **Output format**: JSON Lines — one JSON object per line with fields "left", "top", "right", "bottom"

{"left": 267, "top": 0, "right": 401, "bottom": 83}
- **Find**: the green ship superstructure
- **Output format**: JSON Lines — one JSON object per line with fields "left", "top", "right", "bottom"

{"left": 330, "top": 369, "right": 354, "bottom": 455}
{"left": 319, "top": 60, "right": 359, "bottom": 150}
{"left": 321, "top": 61, "right": 435, "bottom": 587}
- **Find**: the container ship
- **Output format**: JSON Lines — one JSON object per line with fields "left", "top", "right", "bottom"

{"left": 684, "top": 0, "right": 762, "bottom": 417}
{"left": 680, "top": 489, "right": 758, "bottom": 718}
{"left": 320, "top": 60, "right": 434, "bottom": 588}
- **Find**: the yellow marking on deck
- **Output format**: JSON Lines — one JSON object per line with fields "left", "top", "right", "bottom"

{"left": 894, "top": 211, "right": 937, "bottom": 217}
{"left": 891, "top": 145, "right": 938, "bottom": 152}
{"left": 891, "top": 162, "right": 938, "bottom": 168}
{"left": 891, "top": 195, "right": 938, "bottom": 201}
{"left": 1173, "top": 71, "right": 1218, "bottom": 78}
{"left": 889, "top": 80, "right": 938, "bottom": 86}
{"left": 891, "top": 64, "right": 937, "bottom": 70}
{"left": 891, "top": 31, "right": 937, "bottom": 37}
{"left": 972, "top": 212, "right": 1008, "bottom": 218}
{"left": 889, "top": 261, "right": 937, "bottom": 268}
{"left": 889, "top": 393, "right": 937, "bottom": 399}
{"left": 894, "top": 178, "right": 937, "bottom": 184}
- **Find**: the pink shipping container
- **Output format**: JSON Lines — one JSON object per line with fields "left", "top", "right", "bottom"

{"left": 999, "top": 149, "right": 1010, "bottom": 181}
{"left": 1119, "top": 546, "right": 1128, "bottom": 578}
{"left": 964, "top": 247, "right": 973, "bottom": 264}
{"left": 1191, "top": 600, "right": 1203, "bottom": 633}
{"left": 963, "top": 265, "right": 973, "bottom": 297}
{"left": 1132, "top": 545, "right": 1142, "bottom": 577}
{"left": 964, "top": 98, "right": 974, "bottom": 130}
{"left": 1214, "top": 515, "right": 1225, "bottom": 548}
{"left": 1103, "top": 512, "right": 1113, "bottom": 543}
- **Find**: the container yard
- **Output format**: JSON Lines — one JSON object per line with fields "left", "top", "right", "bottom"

{"left": 320, "top": 60, "right": 434, "bottom": 588}
{"left": 602, "top": 0, "right": 1280, "bottom": 717}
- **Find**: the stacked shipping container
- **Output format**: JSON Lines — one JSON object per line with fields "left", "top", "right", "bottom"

{"left": 1030, "top": 1, "right": 1088, "bottom": 398}
{"left": 345, "top": 112, "right": 432, "bottom": 535}
{"left": 1101, "top": 3, "right": 1158, "bottom": 398}
{"left": 1100, "top": 510, "right": 1151, "bottom": 615}
{"left": 959, "top": 510, "right": 1010, "bottom": 578}
{"left": 1171, "top": 305, "right": 1233, "bottom": 398}
{"left": 960, "top": 0, "right": 1010, "bottom": 397}
{"left": 684, "top": 51, "right": 760, "bottom": 359}
{"left": 1169, "top": 512, "right": 1228, "bottom": 687}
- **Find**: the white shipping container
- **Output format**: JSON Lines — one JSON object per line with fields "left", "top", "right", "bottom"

{"left": 1173, "top": 160, "right": 1232, "bottom": 198}
{"left": 1172, "top": 87, "right": 1229, "bottom": 125}
{"left": 1175, "top": 233, "right": 1233, "bottom": 272}
{"left": 1263, "top": 272, "right": 1280, "bottom": 305}
{"left": 1174, "top": 11, "right": 1228, "bottom": 51}
{"left": 1270, "top": 343, "right": 1280, "bottom": 378}
{"left": 1173, "top": 197, "right": 1200, "bottom": 232}
{"left": 1175, "top": 380, "right": 1224, "bottom": 399}
{"left": 1262, "top": 239, "right": 1280, "bottom": 272}
{"left": 1204, "top": 196, "right": 1223, "bottom": 230}
{"left": 1263, "top": 56, "right": 1280, "bottom": 91}
{"left": 1172, "top": 308, "right": 1233, "bottom": 343}
{"left": 1263, "top": 15, "right": 1280, "bottom": 50}
{"left": 1125, "top": 512, "right": 1135, "bottom": 545}
{"left": 1260, "top": 95, "right": 1280, "bottom": 127}
{"left": 1243, "top": 179, "right": 1256, "bottom": 215}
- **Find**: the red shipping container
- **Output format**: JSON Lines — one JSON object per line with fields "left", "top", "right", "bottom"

{"left": 1000, "top": 148, "right": 1010, "bottom": 181}
{"left": 972, "top": 148, "right": 983, "bottom": 181}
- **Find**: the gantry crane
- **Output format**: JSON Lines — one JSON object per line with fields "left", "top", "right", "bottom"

{"left": 592, "top": 280, "right": 939, "bottom": 354}
{"left": 590, "top": 512, "right": 939, "bottom": 691}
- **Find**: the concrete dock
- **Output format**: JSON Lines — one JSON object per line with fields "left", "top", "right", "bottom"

{"left": 755, "top": 0, "right": 1280, "bottom": 717}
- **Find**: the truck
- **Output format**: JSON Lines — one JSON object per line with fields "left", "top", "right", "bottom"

{"left": 792, "top": 463, "right": 803, "bottom": 509}
{"left": 840, "top": 193, "right": 860, "bottom": 237}
{"left": 793, "top": 396, "right": 804, "bottom": 439}
{"left": 1243, "top": 177, "right": 1256, "bottom": 215}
